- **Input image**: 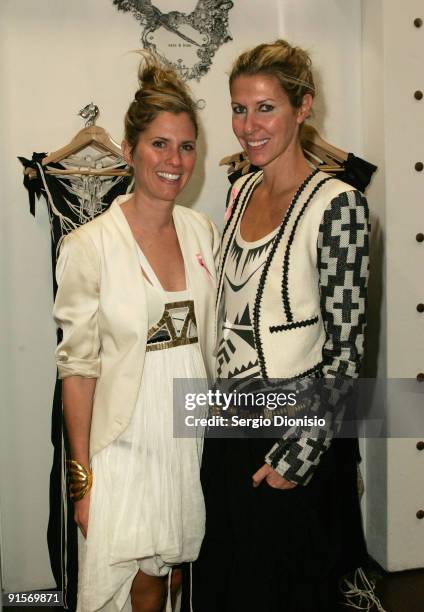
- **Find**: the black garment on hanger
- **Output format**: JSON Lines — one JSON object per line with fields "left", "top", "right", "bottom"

{"left": 19, "top": 152, "right": 132, "bottom": 611}
{"left": 225, "top": 152, "right": 377, "bottom": 192}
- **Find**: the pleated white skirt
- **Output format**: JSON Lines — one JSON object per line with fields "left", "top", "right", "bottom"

{"left": 77, "top": 343, "right": 207, "bottom": 612}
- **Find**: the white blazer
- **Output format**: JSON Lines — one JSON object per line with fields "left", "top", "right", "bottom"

{"left": 53, "top": 195, "right": 219, "bottom": 458}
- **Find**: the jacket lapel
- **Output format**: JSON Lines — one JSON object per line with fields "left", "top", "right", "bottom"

{"left": 173, "top": 206, "right": 214, "bottom": 376}
{"left": 108, "top": 196, "right": 148, "bottom": 340}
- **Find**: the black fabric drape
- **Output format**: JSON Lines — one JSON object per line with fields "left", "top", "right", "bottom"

{"left": 225, "top": 152, "right": 377, "bottom": 192}
{"left": 19, "top": 153, "right": 132, "bottom": 610}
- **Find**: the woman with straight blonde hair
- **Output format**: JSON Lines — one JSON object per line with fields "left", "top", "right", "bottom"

{"left": 191, "top": 39, "right": 370, "bottom": 612}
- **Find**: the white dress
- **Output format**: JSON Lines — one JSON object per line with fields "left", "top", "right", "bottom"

{"left": 77, "top": 245, "right": 207, "bottom": 612}
{"left": 216, "top": 223, "right": 278, "bottom": 381}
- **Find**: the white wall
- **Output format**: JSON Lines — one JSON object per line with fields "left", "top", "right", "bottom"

{"left": 362, "top": 0, "right": 388, "bottom": 566}
{"left": 362, "top": 0, "right": 424, "bottom": 571}
{"left": 0, "top": 0, "right": 363, "bottom": 591}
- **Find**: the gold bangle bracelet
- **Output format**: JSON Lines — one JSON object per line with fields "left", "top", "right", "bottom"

{"left": 66, "top": 459, "right": 93, "bottom": 501}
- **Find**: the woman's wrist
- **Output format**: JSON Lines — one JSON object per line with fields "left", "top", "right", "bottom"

{"left": 66, "top": 459, "right": 93, "bottom": 501}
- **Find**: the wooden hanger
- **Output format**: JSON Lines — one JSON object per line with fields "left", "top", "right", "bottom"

{"left": 300, "top": 124, "right": 348, "bottom": 163}
{"left": 24, "top": 121, "right": 130, "bottom": 179}
{"left": 220, "top": 125, "right": 348, "bottom": 175}
{"left": 42, "top": 125, "right": 124, "bottom": 165}
{"left": 40, "top": 125, "right": 130, "bottom": 177}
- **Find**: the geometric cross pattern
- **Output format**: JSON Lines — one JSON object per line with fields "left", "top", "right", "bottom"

{"left": 266, "top": 190, "right": 370, "bottom": 484}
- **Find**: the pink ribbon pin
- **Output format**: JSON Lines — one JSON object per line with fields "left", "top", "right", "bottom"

{"left": 196, "top": 253, "right": 212, "bottom": 279}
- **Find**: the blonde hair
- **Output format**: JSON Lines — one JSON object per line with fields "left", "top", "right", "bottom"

{"left": 229, "top": 39, "right": 315, "bottom": 108}
{"left": 125, "top": 52, "right": 198, "bottom": 154}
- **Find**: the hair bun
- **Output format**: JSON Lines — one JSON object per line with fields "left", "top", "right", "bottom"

{"left": 124, "top": 50, "right": 198, "bottom": 154}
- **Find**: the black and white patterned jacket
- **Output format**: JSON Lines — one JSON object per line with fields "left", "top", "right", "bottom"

{"left": 215, "top": 169, "right": 370, "bottom": 484}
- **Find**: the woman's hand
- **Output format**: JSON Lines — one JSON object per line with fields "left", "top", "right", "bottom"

{"left": 73, "top": 492, "right": 90, "bottom": 538}
{"left": 252, "top": 464, "right": 297, "bottom": 490}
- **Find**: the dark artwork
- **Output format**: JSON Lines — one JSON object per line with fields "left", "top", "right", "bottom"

{"left": 18, "top": 153, "right": 133, "bottom": 611}
{"left": 112, "top": 0, "right": 234, "bottom": 81}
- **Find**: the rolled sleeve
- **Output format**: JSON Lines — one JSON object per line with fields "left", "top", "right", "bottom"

{"left": 53, "top": 229, "right": 101, "bottom": 379}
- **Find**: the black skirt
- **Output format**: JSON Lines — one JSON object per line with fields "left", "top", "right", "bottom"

{"left": 184, "top": 436, "right": 367, "bottom": 612}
